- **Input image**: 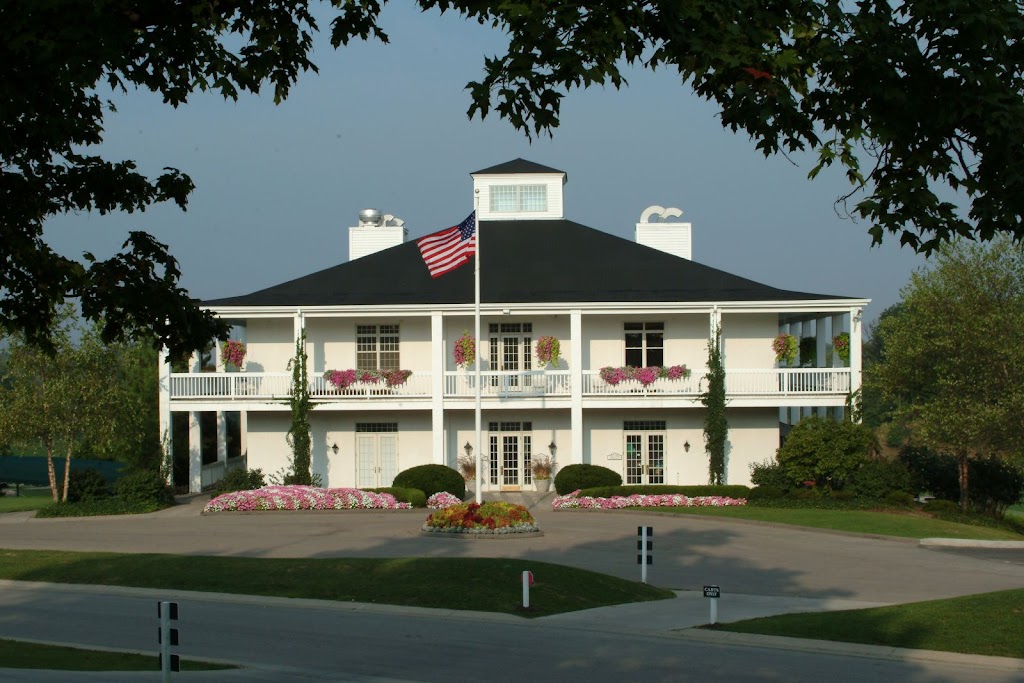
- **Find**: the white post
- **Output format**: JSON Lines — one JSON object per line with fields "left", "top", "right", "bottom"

{"left": 522, "top": 570, "right": 531, "bottom": 608}
{"left": 570, "top": 309, "right": 583, "bottom": 465}
{"left": 473, "top": 196, "right": 483, "bottom": 504}
{"left": 710, "top": 597, "right": 717, "bottom": 625}
{"left": 430, "top": 311, "right": 445, "bottom": 465}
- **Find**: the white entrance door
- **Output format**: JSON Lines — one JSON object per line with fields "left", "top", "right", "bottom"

{"left": 487, "top": 423, "right": 532, "bottom": 490}
{"left": 356, "top": 433, "right": 398, "bottom": 488}
{"left": 489, "top": 323, "right": 532, "bottom": 390}
{"left": 625, "top": 433, "right": 665, "bottom": 485}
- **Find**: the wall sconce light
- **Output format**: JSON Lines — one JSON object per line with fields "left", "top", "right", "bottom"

{"left": 683, "top": 440, "right": 691, "bottom": 453}
{"left": 464, "top": 441, "right": 473, "bottom": 457}
{"left": 331, "top": 443, "right": 339, "bottom": 455}
{"left": 548, "top": 441, "right": 557, "bottom": 457}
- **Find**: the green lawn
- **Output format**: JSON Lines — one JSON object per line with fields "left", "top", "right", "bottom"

{"left": 0, "top": 638, "right": 235, "bottom": 671}
{"left": 0, "top": 549, "right": 673, "bottom": 617}
{"left": 637, "top": 505, "right": 1024, "bottom": 540}
{"left": 709, "top": 588, "right": 1024, "bottom": 659}
{"left": 0, "top": 487, "right": 54, "bottom": 513}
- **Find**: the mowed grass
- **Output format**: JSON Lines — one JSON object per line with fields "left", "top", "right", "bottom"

{"left": 635, "top": 506, "right": 1024, "bottom": 540}
{"left": 0, "top": 549, "right": 673, "bottom": 617}
{"left": 0, "top": 638, "right": 235, "bottom": 671}
{"left": 709, "top": 588, "right": 1024, "bottom": 659}
{"left": 0, "top": 487, "right": 54, "bottom": 513}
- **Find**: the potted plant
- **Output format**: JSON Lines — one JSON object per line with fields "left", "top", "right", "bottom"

{"left": 535, "top": 336, "right": 561, "bottom": 368}
{"left": 833, "top": 332, "right": 850, "bottom": 365}
{"left": 221, "top": 340, "right": 246, "bottom": 371}
{"left": 453, "top": 331, "right": 476, "bottom": 369}
{"left": 772, "top": 333, "right": 798, "bottom": 366}
{"left": 531, "top": 455, "right": 555, "bottom": 492}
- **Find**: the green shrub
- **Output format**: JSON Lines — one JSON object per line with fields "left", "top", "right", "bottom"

{"left": 115, "top": 470, "right": 174, "bottom": 506}
{"left": 67, "top": 468, "right": 110, "bottom": 502}
{"left": 579, "top": 485, "right": 751, "bottom": 499}
{"left": 776, "top": 416, "right": 877, "bottom": 489}
{"left": 392, "top": 464, "right": 465, "bottom": 499}
{"left": 883, "top": 491, "right": 915, "bottom": 507}
{"left": 970, "top": 455, "right": 1024, "bottom": 519}
{"left": 899, "top": 446, "right": 958, "bottom": 499}
{"left": 366, "top": 486, "right": 427, "bottom": 508}
{"left": 214, "top": 468, "right": 266, "bottom": 494}
{"left": 36, "top": 498, "right": 169, "bottom": 518}
{"left": 747, "top": 486, "right": 786, "bottom": 501}
{"left": 830, "top": 490, "right": 856, "bottom": 501}
{"left": 922, "top": 499, "right": 960, "bottom": 514}
{"left": 554, "top": 464, "right": 621, "bottom": 494}
{"left": 749, "top": 460, "right": 792, "bottom": 491}
{"left": 845, "top": 458, "right": 914, "bottom": 499}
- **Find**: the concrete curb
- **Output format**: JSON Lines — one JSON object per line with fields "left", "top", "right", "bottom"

{"left": 919, "top": 537, "right": 1024, "bottom": 549}
{"left": 674, "top": 628, "right": 1024, "bottom": 673}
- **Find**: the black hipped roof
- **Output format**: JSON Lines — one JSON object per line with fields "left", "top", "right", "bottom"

{"left": 204, "top": 219, "right": 848, "bottom": 308}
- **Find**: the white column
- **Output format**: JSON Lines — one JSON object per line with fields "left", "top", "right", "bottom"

{"left": 815, "top": 316, "right": 829, "bottom": 417}
{"left": 431, "top": 311, "right": 445, "bottom": 465}
{"left": 570, "top": 309, "right": 583, "bottom": 464}
{"left": 216, "top": 411, "right": 228, "bottom": 465}
{"left": 158, "top": 348, "right": 172, "bottom": 483}
{"left": 850, "top": 308, "right": 863, "bottom": 419}
{"left": 188, "top": 411, "right": 202, "bottom": 493}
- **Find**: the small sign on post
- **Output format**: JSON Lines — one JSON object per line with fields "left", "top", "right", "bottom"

{"left": 158, "top": 601, "right": 180, "bottom": 681}
{"left": 703, "top": 585, "right": 721, "bottom": 624}
{"left": 637, "top": 526, "right": 653, "bottom": 583}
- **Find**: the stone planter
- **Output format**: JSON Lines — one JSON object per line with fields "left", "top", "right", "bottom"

{"left": 534, "top": 478, "right": 551, "bottom": 493}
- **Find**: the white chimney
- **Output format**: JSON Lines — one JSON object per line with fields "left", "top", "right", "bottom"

{"left": 635, "top": 205, "right": 691, "bottom": 260}
{"left": 349, "top": 209, "right": 407, "bottom": 261}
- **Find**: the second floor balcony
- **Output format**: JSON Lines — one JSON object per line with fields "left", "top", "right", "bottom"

{"left": 168, "top": 367, "right": 852, "bottom": 408}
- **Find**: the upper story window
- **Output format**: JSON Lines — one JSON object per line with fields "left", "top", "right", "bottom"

{"left": 356, "top": 324, "right": 400, "bottom": 370}
{"left": 490, "top": 184, "right": 547, "bottom": 213}
{"left": 625, "top": 322, "right": 664, "bottom": 367}
{"left": 488, "top": 322, "right": 533, "bottom": 371}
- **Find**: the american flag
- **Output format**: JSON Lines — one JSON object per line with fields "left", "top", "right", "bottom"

{"left": 416, "top": 211, "right": 476, "bottom": 278}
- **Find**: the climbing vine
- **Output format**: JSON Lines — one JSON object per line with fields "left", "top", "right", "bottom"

{"left": 701, "top": 326, "right": 728, "bottom": 485}
{"left": 286, "top": 329, "right": 314, "bottom": 485}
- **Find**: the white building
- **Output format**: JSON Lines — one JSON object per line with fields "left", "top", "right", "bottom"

{"left": 159, "top": 159, "right": 868, "bottom": 492}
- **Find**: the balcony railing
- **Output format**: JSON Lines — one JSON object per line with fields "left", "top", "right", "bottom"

{"left": 169, "top": 367, "right": 851, "bottom": 401}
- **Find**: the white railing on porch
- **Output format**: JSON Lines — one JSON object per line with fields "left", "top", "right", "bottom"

{"left": 170, "top": 367, "right": 851, "bottom": 401}
{"left": 444, "top": 370, "right": 571, "bottom": 398}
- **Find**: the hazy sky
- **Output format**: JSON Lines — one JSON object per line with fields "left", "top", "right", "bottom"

{"left": 45, "top": 4, "right": 926, "bottom": 325}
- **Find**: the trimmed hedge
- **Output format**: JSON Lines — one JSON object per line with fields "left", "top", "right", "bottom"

{"left": 392, "top": 464, "right": 465, "bottom": 499}
{"left": 365, "top": 486, "right": 427, "bottom": 508}
{"left": 214, "top": 468, "right": 267, "bottom": 494}
{"left": 67, "top": 468, "right": 110, "bottom": 502}
{"left": 35, "top": 499, "right": 171, "bottom": 518}
{"left": 579, "top": 485, "right": 751, "bottom": 499}
{"left": 554, "top": 464, "right": 621, "bottom": 494}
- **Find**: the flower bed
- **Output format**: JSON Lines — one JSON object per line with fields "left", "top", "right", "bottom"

{"left": 204, "top": 486, "right": 412, "bottom": 512}
{"left": 422, "top": 501, "right": 540, "bottom": 535}
{"left": 426, "top": 491, "right": 462, "bottom": 509}
{"left": 552, "top": 489, "right": 747, "bottom": 510}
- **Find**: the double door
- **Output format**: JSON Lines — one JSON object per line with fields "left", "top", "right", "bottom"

{"left": 488, "top": 424, "right": 532, "bottom": 490}
{"left": 356, "top": 432, "right": 398, "bottom": 488}
{"left": 625, "top": 432, "right": 665, "bottom": 485}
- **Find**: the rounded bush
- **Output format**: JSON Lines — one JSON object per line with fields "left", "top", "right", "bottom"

{"left": 366, "top": 486, "right": 427, "bottom": 508}
{"left": 922, "top": 498, "right": 960, "bottom": 514}
{"left": 392, "top": 464, "right": 465, "bottom": 499}
{"left": 116, "top": 470, "right": 174, "bottom": 506}
{"left": 215, "top": 468, "right": 266, "bottom": 494}
{"left": 67, "top": 468, "right": 110, "bottom": 503}
{"left": 554, "top": 464, "right": 621, "bottom": 495}
{"left": 846, "top": 458, "right": 913, "bottom": 499}
{"left": 883, "top": 491, "right": 915, "bottom": 507}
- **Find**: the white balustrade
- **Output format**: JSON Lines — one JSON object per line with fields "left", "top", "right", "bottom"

{"left": 444, "top": 370, "right": 571, "bottom": 397}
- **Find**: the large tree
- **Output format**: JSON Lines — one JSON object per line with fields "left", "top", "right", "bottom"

{"left": 867, "top": 237, "right": 1024, "bottom": 510}
{"left": 4, "top": 1, "right": 1022, "bottom": 353}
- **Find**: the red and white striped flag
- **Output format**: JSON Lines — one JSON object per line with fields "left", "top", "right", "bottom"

{"left": 416, "top": 212, "right": 476, "bottom": 278}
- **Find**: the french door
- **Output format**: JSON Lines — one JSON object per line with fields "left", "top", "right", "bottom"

{"left": 488, "top": 421, "right": 532, "bottom": 490}
{"left": 489, "top": 323, "right": 532, "bottom": 389}
{"left": 356, "top": 424, "right": 398, "bottom": 488}
{"left": 624, "top": 421, "right": 665, "bottom": 485}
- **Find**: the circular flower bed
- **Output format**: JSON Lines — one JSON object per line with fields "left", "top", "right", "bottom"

{"left": 204, "top": 486, "right": 412, "bottom": 512}
{"left": 422, "top": 501, "right": 540, "bottom": 535}
{"left": 552, "top": 489, "right": 747, "bottom": 510}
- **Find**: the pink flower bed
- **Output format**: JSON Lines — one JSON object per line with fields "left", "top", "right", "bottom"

{"left": 552, "top": 489, "right": 747, "bottom": 510}
{"left": 204, "top": 486, "right": 412, "bottom": 512}
{"left": 426, "top": 492, "right": 462, "bottom": 509}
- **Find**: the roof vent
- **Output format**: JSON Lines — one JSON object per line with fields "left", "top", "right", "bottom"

{"left": 358, "top": 208, "right": 383, "bottom": 226}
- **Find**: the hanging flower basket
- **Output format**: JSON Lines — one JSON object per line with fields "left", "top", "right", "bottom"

{"left": 833, "top": 332, "right": 850, "bottom": 364}
{"left": 772, "top": 333, "right": 798, "bottom": 366}
{"left": 221, "top": 340, "right": 246, "bottom": 370}
{"left": 453, "top": 331, "right": 476, "bottom": 368}
{"left": 324, "top": 369, "right": 412, "bottom": 390}
{"left": 598, "top": 365, "right": 691, "bottom": 387}
{"left": 535, "top": 336, "right": 561, "bottom": 368}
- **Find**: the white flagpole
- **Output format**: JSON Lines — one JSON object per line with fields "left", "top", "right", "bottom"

{"left": 473, "top": 193, "right": 483, "bottom": 504}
